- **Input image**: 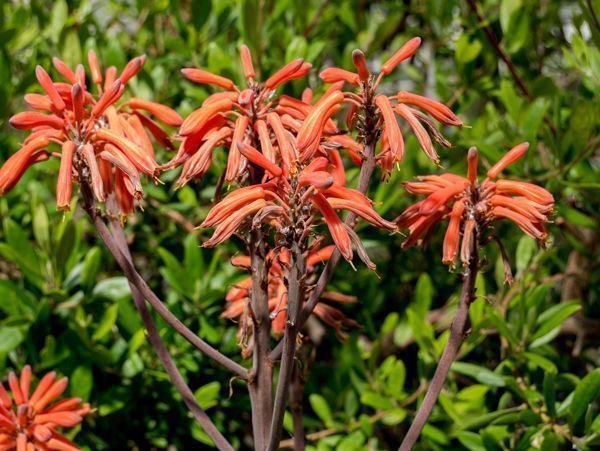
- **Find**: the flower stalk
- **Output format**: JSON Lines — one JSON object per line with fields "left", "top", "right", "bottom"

{"left": 399, "top": 230, "right": 479, "bottom": 451}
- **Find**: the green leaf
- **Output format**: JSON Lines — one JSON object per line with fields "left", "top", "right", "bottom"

{"left": 92, "top": 304, "right": 119, "bottom": 341}
{"left": 0, "top": 327, "right": 24, "bottom": 353}
{"left": 500, "top": 0, "right": 521, "bottom": 31}
{"left": 457, "top": 431, "right": 485, "bottom": 451}
{"left": 543, "top": 370, "right": 556, "bottom": 418}
{"left": 455, "top": 35, "right": 482, "bottom": 64}
{"left": 569, "top": 369, "right": 600, "bottom": 426}
{"left": 452, "top": 362, "right": 506, "bottom": 387}
{"left": 516, "top": 236, "right": 536, "bottom": 275}
{"left": 413, "top": 273, "right": 433, "bottom": 318}
{"left": 48, "top": 0, "right": 68, "bottom": 43}
{"left": 195, "top": 382, "right": 220, "bottom": 410}
{"left": 70, "top": 366, "right": 93, "bottom": 400}
{"left": 32, "top": 203, "right": 50, "bottom": 251}
{"left": 93, "top": 277, "right": 131, "bottom": 300}
{"left": 55, "top": 219, "right": 76, "bottom": 274}
{"left": 532, "top": 301, "right": 581, "bottom": 341}
{"left": 191, "top": 0, "right": 212, "bottom": 30}
{"left": 309, "top": 394, "right": 333, "bottom": 425}
{"left": 239, "top": 0, "right": 261, "bottom": 60}
{"left": 560, "top": 206, "right": 598, "bottom": 230}
{"left": 81, "top": 247, "right": 102, "bottom": 288}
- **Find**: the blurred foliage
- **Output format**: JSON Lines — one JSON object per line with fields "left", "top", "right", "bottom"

{"left": 0, "top": 0, "right": 599, "bottom": 449}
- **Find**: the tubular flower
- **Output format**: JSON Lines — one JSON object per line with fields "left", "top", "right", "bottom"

{"left": 223, "top": 244, "right": 358, "bottom": 356}
{"left": 395, "top": 143, "right": 553, "bottom": 275}
{"left": 199, "top": 149, "right": 396, "bottom": 267}
{"left": 0, "top": 365, "right": 90, "bottom": 451}
{"left": 318, "top": 37, "right": 462, "bottom": 178}
{"left": 170, "top": 44, "right": 362, "bottom": 186}
{"left": 0, "top": 52, "right": 179, "bottom": 218}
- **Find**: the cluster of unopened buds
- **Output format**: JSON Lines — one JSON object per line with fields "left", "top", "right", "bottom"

{"left": 0, "top": 366, "right": 90, "bottom": 451}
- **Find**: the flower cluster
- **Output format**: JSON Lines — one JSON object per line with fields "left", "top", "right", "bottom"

{"left": 174, "top": 46, "right": 395, "bottom": 265}
{"left": 168, "top": 44, "right": 320, "bottom": 186}
{"left": 396, "top": 143, "right": 554, "bottom": 269}
{"left": 0, "top": 366, "right": 90, "bottom": 450}
{"left": 319, "top": 37, "right": 463, "bottom": 178}
{"left": 223, "top": 243, "right": 358, "bottom": 356}
{"left": 0, "top": 52, "right": 180, "bottom": 218}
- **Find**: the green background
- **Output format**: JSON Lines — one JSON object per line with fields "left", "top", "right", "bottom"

{"left": 0, "top": 0, "right": 599, "bottom": 449}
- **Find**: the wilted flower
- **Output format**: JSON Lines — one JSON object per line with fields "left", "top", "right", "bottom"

{"left": 319, "top": 37, "right": 463, "bottom": 178}
{"left": 223, "top": 244, "right": 358, "bottom": 356}
{"left": 0, "top": 365, "right": 90, "bottom": 451}
{"left": 396, "top": 143, "right": 554, "bottom": 274}
{"left": 0, "top": 52, "right": 180, "bottom": 218}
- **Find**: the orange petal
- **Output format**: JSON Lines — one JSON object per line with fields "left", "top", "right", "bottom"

{"left": 0, "top": 136, "right": 50, "bottom": 195}
{"left": 375, "top": 95, "right": 404, "bottom": 163}
{"left": 71, "top": 84, "right": 85, "bottom": 124}
{"left": 35, "top": 65, "right": 66, "bottom": 111}
{"left": 32, "top": 377, "right": 68, "bottom": 412}
{"left": 319, "top": 67, "right": 359, "bottom": 85}
{"left": 179, "top": 98, "right": 233, "bottom": 136}
{"left": 255, "top": 120, "right": 275, "bottom": 162}
{"left": 442, "top": 200, "right": 464, "bottom": 266}
{"left": 495, "top": 180, "right": 553, "bottom": 205}
{"left": 57, "top": 141, "right": 76, "bottom": 211}
{"left": 240, "top": 44, "right": 255, "bottom": 79}
{"left": 351, "top": 49, "right": 370, "bottom": 82}
{"left": 265, "top": 58, "right": 305, "bottom": 90}
{"left": 467, "top": 147, "right": 478, "bottom": 184}
{"left": 181, "top": 68, "right": 235, "bottom": 90}
{"left": 225, "top": 115, "right": 250, "bottom": 182}
{"left": 237, "top": 141, "right": 282, "bottom": 177}
{"left": 88, "top": 49, "right": 103, "bottom": 85}
{"left": 381, "top": 37, "right": 422, "bottom": 75}
{"left": 312, "top": 193, "right": 352, "bottom": 262}
{"left": 52, "top": 57, "right": 76, "bottom": 83}
{"left": 9, "top": 112, "right": 64, "bottom": 130}
{"left": 397, "top": 91, "right": 462, "bottom": 126}
{"left": 82, "top": 143, "right": 106, "bottom": 202}
{"left": 419, "top": 181, "right": 468, "bottom": 216}
{"left": 127, "top": 98, "right": 182, "bottom": 127}
{"left": 119, "top": 55, "right": 146, "bottom": 84}
{"left": 94, "top": 128, "right": 157, "bottom": 175}
{"left": 395, "top": 103, "right": 437, "bottom": 164}
{"left": 487, "top": 142, "right": 529, "bottom": 179}
{"left": 460, "top": 219, "right": 476, "bottom": 265}
{"left": 91, "top": 79, "right": 123, "bottom": 118}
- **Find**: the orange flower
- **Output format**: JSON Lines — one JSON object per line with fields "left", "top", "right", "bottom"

{"left": 396, "top": 143, "right": 553, "bottom": 272}
{"left": 199, "top": 155, "right": 394, "bottom": 268}
{"left": 318, "top": 37, "right": 462, "bottom": 176}
{"left": 171, "top": 44, "right": 360, "bottom": 186}
{"left": 223, "top": 245, "right": 358, "bottom": 356}
{"left": 0, "top": 52, "right": 177, "bottom": 219}
{"left": 0, "top": 366, "right": 90, "bottom": 451}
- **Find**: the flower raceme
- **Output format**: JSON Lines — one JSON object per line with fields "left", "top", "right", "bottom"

{"left": 169, "top": 44, "right": 369, "bottom": 187}
{"left": 199, "top": 147, "right": 395, "bottom": 267}
{"left": 319, "top": 37, "right": 462, "bottom": 177}
{"left": 396, "top": 143, "right": 554, "bottom": 268}
{"left": 223, "top": 244, "right": 358, "bottom": 356}
{"left": 0, "top": 52, "right": 180, "bottom": 217}
{"left": 0, "top": 366, "right": 90, "bottom": 451}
